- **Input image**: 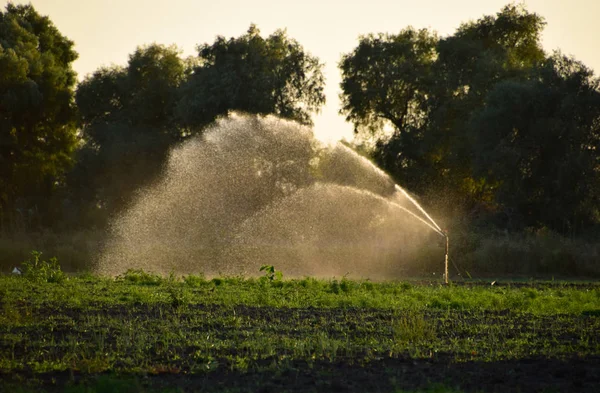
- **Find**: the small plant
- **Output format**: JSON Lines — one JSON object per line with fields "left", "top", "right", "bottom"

{"left": 117, "top": 269, "right": 162, "bottom": 286}
{"left": 21, "top": 250, "right": 65, "bottom": 283}
{"left": 393, "top": 311, "right": 435, "bottom": 343}
{"left": 183, "top": 274, "right": 207, "bottom": 287}
{"left": 329, "top": 279, "right": 340, "bottom": 294}
{"left": 259, "top": 265, "right": 283, "bottom": 282}
{"left": 166, "top": 284, "right": 189, "bottom": 309}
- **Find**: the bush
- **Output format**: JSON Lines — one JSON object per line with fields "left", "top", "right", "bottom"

{"left": 22, "top": 250, "right": 66, "bottom": 283}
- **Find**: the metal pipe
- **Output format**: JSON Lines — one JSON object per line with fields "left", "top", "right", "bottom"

{"left": 444, "top": 233, "right": 449, "bottom": 285}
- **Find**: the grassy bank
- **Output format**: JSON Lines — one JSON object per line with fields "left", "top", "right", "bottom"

{"left": 1, "top": 271, "right": 599, "bottom": 392}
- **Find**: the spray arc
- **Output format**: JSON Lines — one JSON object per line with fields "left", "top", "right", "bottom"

{"left": 99, "top": 114, "right": 448, "bottom": 279}
{"left": 397, "top": 186, "right": 449, "bottom": 284}
{"left": 334, "top": 146, "right": 450, "bottom": 283}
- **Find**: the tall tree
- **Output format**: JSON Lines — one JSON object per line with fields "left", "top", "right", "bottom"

{"left": 424, "top": 4, "right": 546, "bottom": 203}
{"left": 177, "top": 25, "right": 325, "bottom": 129}
{"left": 74, "top": 27, "right": 325, "bottom": 226}
{"left": 0, "top": 4, "right": 78, "bottom": 230}
{"left": 339, "top": 27, "right": 439, "bottom": 199}
{"left": 469, "top": 53, "right": 600, "bottom": 232}
{"left": 73, "top": 44, "right": 189, "bottom": 222}
{"left": 341, "top": 5, "right": 548, "bottom": 216}
{"left": 339, "top": 28, "right": 438, "bottom": 137}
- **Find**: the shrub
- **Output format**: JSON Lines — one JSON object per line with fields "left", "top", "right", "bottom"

{"left": 21, "top": 250, "right": 66, "bottom": 283}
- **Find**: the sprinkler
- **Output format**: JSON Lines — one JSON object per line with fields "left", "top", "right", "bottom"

{"left": 443, "top": 230, "right": 449, "bottom": 285}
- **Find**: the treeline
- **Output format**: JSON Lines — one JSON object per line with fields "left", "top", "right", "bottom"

{"left": 0, "top": 4, "right": 324, "bottom": 230}
{"left": 1, "top": 3, "right": 599, "bottom": 237}
{"left": 340, "top": 5, "right": 600, "bottom": 235}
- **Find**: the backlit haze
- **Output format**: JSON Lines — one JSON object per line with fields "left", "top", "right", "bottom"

{"left": 9, "top": 0, "right": 600, "bottom": 142}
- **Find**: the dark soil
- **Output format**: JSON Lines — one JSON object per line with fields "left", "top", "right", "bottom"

{"left": 4, "top": 355, "right": 600, "bottom": 392}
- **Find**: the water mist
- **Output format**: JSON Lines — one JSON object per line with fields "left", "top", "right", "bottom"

{"left": 97, "top": 114, "right": 445, "bottom": 279}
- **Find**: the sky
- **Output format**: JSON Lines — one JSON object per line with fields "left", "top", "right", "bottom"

{"left": 6, "top": 0, "right": 600, "bottom": 141}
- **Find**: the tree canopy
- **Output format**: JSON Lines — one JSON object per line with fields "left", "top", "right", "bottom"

{"left": 341, "top": 4, "right": 600, "bottom": 233}
{"left": 177, "top": 25, "right": 325, "bottom": 129}
{"left": 339, "top": 28, "right": 437, "bottom": 137}
{"left": 469, "top": 54, "right": 600, "bottom": 231}
{"left": 72, "top": 26, "right": 326, "bottom": 225}
{"left": 0, "top": 3, "right": 78, "bottom": 230}
{"left": 1, "top": 3, "right": 599, "bottom": 236}
{"left": 73, "top": 44, "right": 190, "bottom": 221}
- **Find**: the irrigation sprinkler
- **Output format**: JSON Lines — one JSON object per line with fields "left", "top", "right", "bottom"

{"left": 444, "top": 231, "right": 449, "bottom": 285}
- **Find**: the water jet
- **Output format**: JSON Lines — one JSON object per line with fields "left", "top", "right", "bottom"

{"left": 97, "top": 114, "right": 447, "bottom": 280}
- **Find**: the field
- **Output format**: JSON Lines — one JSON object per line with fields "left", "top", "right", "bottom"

{"left": 1, "top": 269, "right": 599, "bottom": 393}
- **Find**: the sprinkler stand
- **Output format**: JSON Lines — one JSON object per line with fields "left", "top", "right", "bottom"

{"left": 444, "top": 232, "right": 449, "bottom": 285}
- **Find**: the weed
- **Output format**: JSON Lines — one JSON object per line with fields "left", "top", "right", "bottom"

{"left": 259, "top": 264, "right": 283, "bottom": 282}
{"left": 21, "top": 250, "right": 65, "bottom": 283}
{"left": 117, "top": 269, "right": 162, "bottom": 286}
{"left": 393, "top": 311, "right": 436, "bottom": 343}
{"left": 329, "top": 279, "right": 341, "bottom": 294}
{"left": 166, "top": 283, "right": 189, "bottom": 309}
{"left": 183, "top": 274, "right": 206, "bottom": 287}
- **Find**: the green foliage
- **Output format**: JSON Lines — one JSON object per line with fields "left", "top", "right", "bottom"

{"left": 0, "top": 4, "right": 79, "bottom": 230}
{"left": 393, "top": 311, "right": 435, "bottom": 343}
{"left": 21, "top": 250, "right": 65, "bottom": 283}
{"left": 73, "top": 44, "right": 189, "bottom": 223}
{"left": 453, "top": 227, "right": 600, "bottom": 277}
{"left": 0, "top": 275, "right": 598, "bottom": 392}
{"left": 468, "top": 54, "right": 600, "bottom": 232}
{"left": 77, "top": 44, "right": 188, "bottom": 134}
{"left": 339, "top": 27, "right": 438, "bottom": 137}
{"left": 183, "top": 273, "right": 207, "bottom": 287}
{"left": 339, "top": 4, "right": 600, "bottom": 233}
{"left": 177, "top": 25, "right": 325, "bottom": 128}
{"left": 116, "top": 269, "right": 162, "bottom": 286}
{"left": 259, "top": 264, "right": 283, "bottom": 282}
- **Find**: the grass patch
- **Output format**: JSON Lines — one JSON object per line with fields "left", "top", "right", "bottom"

{"left": 0, "top": 273, "right": 598, "bottom": 392}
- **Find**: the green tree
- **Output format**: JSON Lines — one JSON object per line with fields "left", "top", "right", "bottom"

{"left": 339, "top": 27, "right": 440, "bottom": 203}
{"left": 177, "top": 25, "right": 325, "bottom": 129}
{"left": 469, "top": 53, "right": 600, "bottom": 232}
{"left": 0, "top": 4, "right": 78, "bottom": 230}
{"left": 73, "top": 44, "right": 189, "bottom": 222}
{"left": 424, "top": 4, "right": 546, "bottom": 203}
{"left": 339, "top": 28, "right": 438, "bottom": 138}
{"left": 341, "top": 5, "right": 547, "bottom": 216}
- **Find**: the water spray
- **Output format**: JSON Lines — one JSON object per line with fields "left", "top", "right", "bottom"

{"left": 393, "top": 185, "right": 449, "bottom": 284}
{"left": 394, "top": 185, "right": 443, "bottom": 233}
{"left": 329, "top": 148, "right": 450, "bottom": 283}
{"left": 99, "top": 114, "right": 452, "bottom": 279}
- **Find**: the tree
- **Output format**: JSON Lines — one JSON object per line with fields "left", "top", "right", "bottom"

{"left": 469, "top": 54, "right": 600, "bottom": 232}
{"left": 339, "top": 28, "right": 440, "bottom": 201}
{"left": 425, "top": 4, "right": 546, "bottom": 202}
{"left": 0, "top": 4, "right": 78, "bottom": 230}
{"left": 341, "top": 5, "right": 547, "bottom": 216}
{"left": 74, "top": 26, "right": 325, "bottom": 227}
{"left": 77, "top": 44, "right": 189, "bottom": 136}
{"left": 177, "top": 25, "right": 325, "bottom": 129}
{"left": 73, "top": 44, "right": 190, "bottom": 222}
{"left": 339, "top": 28, "right": 438, "bottom": 137}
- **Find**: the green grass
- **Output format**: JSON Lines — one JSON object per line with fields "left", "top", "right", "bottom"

{"left": 0, "top": 272, "right": 599, "bottom": 392}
